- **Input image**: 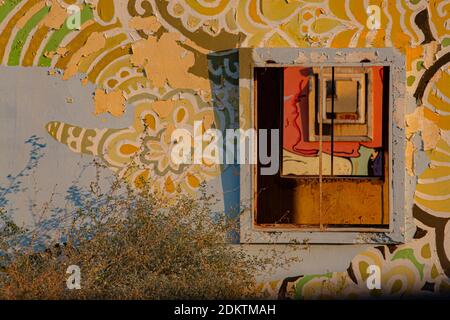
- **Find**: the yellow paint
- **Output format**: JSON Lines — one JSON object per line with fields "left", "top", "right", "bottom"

{"left": 143, "top": 114, "right": 156, "bottom": 130}
{"left": 405, "top": 140, "right": 415, "bottom": 176}
{"left": 421, "top": 244, "right": 431, "bottom": 259}
{"left": 435, "top": 71, "right": 450, "bottom": 100}
{"left": 128, "top": 16, "right": 161, "bottom": 34}
{"left": 134, "top": 170, "right": 149, "bottom": 189}
{"left": 63, "top": 32, "right": 106, "bottom": 80}
{"left": 152, "top": 100, "right": 176, "bottom": 119}
{"left": 185, "top": 0, "right": 231, "bottom": 16}
{"left": 16, "top": 1, "right": 46, "bottom": 29}
{"left": 165, "top": 176, "right": 176, "bottom": 193}
{"left": 41, "top": 0, "right": 68, "bottom": 29}
{"left": 428, "top": 91, "right": 450, "bottom": 113}
{"left": 329, "top": 0, "right": 349, "bottom": 21}
{"left": 417, "top": 180, "right": 450, "bottom": 197}
{"left": 94, "top": 88, "right": 126, "bottom": 117}
{"left": 424, "top": 107, "right": 450, "bottom": 131}
{"left": 130, "top": 33, "right": 210, "bottom": 91}
{"left": 406, "top": 107, "right": 440, "bottom": 150}
{"left": 176, "top": 108, "right": 186, "bottom": 123}
{"left": 97, "top": 0, "right": 115, "bottom": 23}
{"left": 420, "top": 166, "right": 450, "bottom": 180}
{"left": 330, "top": 29, "right": 357, "bottom": 47}
{"left": 107, "top": 79, "right": 118, "bottom": 88}
{"left": 78, "top": 33, "right": 128, "bottom": 73}
{"left": 260, "top": 0, "right": 301, "bottom": 22}
{"left": 265, "top": 32, "right": 290, "bottom": 47}
{"left": 311, "top": 18, "right": 341, "bottom": 34}
{"left": 87, "top": 44, "right": 131, "bottom": 84}
{"left": 429, "top": 0, "right": 450, "bottom": 40}
{"left": 414, "top": 197, "right": 450, "bottom": 213}
{"left": 431, "top": 265, "right": 439, "bottom": 279}
{"left": 187, "top": 173, "right": 200, "bottom": 188}
{"left": 97, "top": 57, "right": 132, "bottom": 89}
{"left": 120, "top": 144, "right": 139, "bottom": 155}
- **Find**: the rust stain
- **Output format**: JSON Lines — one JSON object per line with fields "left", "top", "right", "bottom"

{"left": 291, "top": 179, "right": 388, "bottom": 226}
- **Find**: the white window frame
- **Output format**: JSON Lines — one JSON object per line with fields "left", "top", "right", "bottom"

{"left": 239, "top": 48, "right": 413, "bottom": 244}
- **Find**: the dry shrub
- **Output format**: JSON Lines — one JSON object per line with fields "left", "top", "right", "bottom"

{"left": 0, "top": 162, "right": 268, "bottom": 299}
{"left": 0, "top": 134, "right": 298, "bottom": 300}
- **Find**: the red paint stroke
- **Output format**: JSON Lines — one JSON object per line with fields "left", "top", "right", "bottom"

{"left": 283, "top": 66, "right": 384, "bottom": 158}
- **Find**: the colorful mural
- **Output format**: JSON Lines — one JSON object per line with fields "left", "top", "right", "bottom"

{"left": 0, "top": 0, "right": 450, "bottom": 298}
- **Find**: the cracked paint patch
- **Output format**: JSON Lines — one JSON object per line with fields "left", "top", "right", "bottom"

{"left": 128, "top": 16, "right": 160, "bottom": 35}
{"left": 63, "top": 32, "right": 106, "bottom": 80}
{"left": 130, "top": 33, "right": 210, "bottom": 92}
{"left": 94, "top": 88, "right": 125, "bottom": 117}
{"left": 41, "top": 0, "right": 67, "bottom": 29}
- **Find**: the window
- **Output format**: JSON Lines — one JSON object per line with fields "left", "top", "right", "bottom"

{"left": 239, "top": 48, "right": 411, "bottom": 244}
{"left": 256, "top": 65, "right": 388, "bottom": 229}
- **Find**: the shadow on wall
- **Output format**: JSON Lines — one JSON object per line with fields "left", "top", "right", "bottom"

{"left": 207, "top": 49, "right": 240, "bottom": 243}
{"left": 0, "top": 135, "right": 115, "bottom": 253}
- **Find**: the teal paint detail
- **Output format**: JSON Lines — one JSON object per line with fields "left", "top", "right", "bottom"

{"left": 350, "top": 145, "right": 374, "bottom": 176}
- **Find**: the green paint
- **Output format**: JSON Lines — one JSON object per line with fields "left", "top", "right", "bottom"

{"left": 38, "top": 5, "right": 93, "bottom": 67}
{"left": 416, "top": 61, "right": 424, "bottom": 71}
{"left": 350, "top": 145, "right": 374, "bottom": 176}
{"left": 391, "top": 248, "right": 424, "bottom": 280}
{"left": 409, "top": 0, "right": 421, "bottom": 4}
{"left": 407, "top": 75, "right": 416, "bottom": 86}
{"left": 431, "top": 264, "right": 439, "bottom": 279}
{"left": 294, "top": 273, "right": 333, "bottom": 299}
{"left": 442, "top": 38, "right": 450, "bottom": 47}
{"left": 358, "top": 261, "right": 370, "bottom": 281}
{"left": 7, "top": 6, "right": 50, "bottom": 66}
{"left": 0, "top": 0, "right": 22, "bottom": 25}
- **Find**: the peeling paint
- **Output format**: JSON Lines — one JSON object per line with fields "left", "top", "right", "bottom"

{"left": 128, "top": 16, "right": 160, "bottom": 35}
{"left": 41, "top": 0, "right": 67, "bottom": 29}
{"left": 130, "top": 33, "right": 210, "bottom": 91}
{"left": 63, "top": 32, "right": 106, "bottom": 80}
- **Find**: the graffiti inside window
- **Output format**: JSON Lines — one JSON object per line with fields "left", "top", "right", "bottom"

{"left": 255, "top": 65, "right": 390, "bottom": 229}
